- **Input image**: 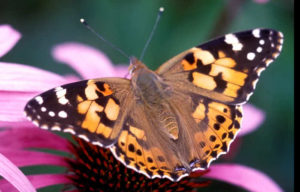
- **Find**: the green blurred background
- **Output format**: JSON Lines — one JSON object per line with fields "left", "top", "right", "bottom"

{"left": 0, "top": 0, "right": 293, "bottom": 191}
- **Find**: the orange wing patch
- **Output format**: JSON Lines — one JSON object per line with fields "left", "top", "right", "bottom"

{"left": 181, "top": 48, "right": 250, "bottom": 100}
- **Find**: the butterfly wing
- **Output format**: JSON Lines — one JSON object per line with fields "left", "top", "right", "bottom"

{"left": 167, "top": 90, "right": 243, "bottom": 172}
{"left": 144, "top": 28, "right": 283, "bottom": 180}
{"left": 110, "top": 101, "right": 191, "bottom": 181}
{"left": 156, "top": 28, "right": 283, "bottom": 104}
{"left": 24, "top": 78, "right": 133, "bottom": 147}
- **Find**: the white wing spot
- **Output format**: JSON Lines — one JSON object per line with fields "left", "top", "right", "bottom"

{"left": 256, "top": 47, "right": 263, "bottom": 53}
{"left": 40, "top": 125, "right": 48, "bottom": 130}
{"left": 33, "top": 120, "right": 39, "bottom": 127}
{"left": 35, "top": 96, "right": 43, "bottom": 105}
{"left": 252, "top": 29, "right": 261, "bottom": 38}
{"left": 265, "top": 59, "right": 273, "bottom": 66}
{"left": 78, "top": 134, "right": 90, "bottom": 142}
{"left": 49, "top": 111, "right": 55, "bottom": 117}
{"left": 259, "top": 40, "right": 265, "bottom": 45}
{"left": 51, "top": 126, "right": 61, "bottom": 131}
{"left": 92, "top": 141, "right": 103, "bottom": 147}
{"left": 56, "top": 88, "right": 67, "bottom": 98}
{"left": 41, "top": 107, "right": 47, "bottom": 112}
{"left": 55, "top": 86, "right": 63, "bottom": 92}
{"left": 224, "top": 34, "right": 243, "bottom": 51}
{"left": 64, "top": 128, "right": 76, "bottom": 135}
{"left": 247, "top": 52, "right": 256, "bottom": 60}
{"left": 58, "top": 111, "right": 68, "bottom": 118}
{"left": 58, "top": 97, "right": 69, "bottom": 105}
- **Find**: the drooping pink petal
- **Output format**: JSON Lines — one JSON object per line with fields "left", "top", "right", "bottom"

{"left": 239, "top": 104, "right": 265, "bottom": 136}
{"left": 0, "top": 174, "right": 71, "bottom": 192}
{"left": 0, "top": 62, "right": 69, "bottom": 92}
{"left": 52, "top": 42, "right": 115, "bottom": 79}
{"left": 204, "top": 164, "right": 283, "bottom": 192}
{"left": 0, "top": 148, "right": 68, "bottom": 167}
{"left": 0, "top": 153, "right": 36, "bottom": 192}
{"left": 0, "top": 128, "right": 70, "bottom": 152}
{"left": 0, "top": 25, "right": 21, "bottom": 58}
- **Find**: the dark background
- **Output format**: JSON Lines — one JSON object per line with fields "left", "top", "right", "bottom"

{"left": 0, "top": 0, "right": 293, "bottom": 191}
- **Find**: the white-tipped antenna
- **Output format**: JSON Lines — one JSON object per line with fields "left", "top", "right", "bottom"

{"left": 80, "top": 18, "right": 130, "bottom": 59}
{"left": 139, "top": 7, "right": 164, "bottom": 61}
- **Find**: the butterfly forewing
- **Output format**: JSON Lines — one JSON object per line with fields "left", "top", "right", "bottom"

{"left": 157, "top": 28, "right": 283, "bottom": 104}
{"left": 24, "top": 78, "right": 132, "bottom": 147}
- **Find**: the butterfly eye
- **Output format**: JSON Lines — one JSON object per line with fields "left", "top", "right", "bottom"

{"left": 128, "top": 63, "right": 136, "bottom": 75}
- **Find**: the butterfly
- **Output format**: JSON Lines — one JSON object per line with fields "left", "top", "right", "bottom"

{"left": 24, "top": 28, "right": 283, "bottom": 182}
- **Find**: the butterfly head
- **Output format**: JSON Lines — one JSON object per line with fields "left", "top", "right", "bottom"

{"left": 128, "top": 57, "right": 148, "bottom": 76}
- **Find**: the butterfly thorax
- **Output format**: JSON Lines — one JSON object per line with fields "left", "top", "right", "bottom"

{"left": 130, "top": 57, "right": 167, "bottom": 104}
{"left": 130, "top": 57, "right": 179, "bottom": 139}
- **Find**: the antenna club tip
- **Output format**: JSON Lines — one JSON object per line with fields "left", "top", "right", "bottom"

{"left": 159, "top": 7, "right": 164, "bottom": 12}
{"left": 80, "top": 18, "right": 85, "bottom": 23}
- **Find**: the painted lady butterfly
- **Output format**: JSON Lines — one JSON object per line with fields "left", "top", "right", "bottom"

{"left": 24, "top": 28, "right": 283, "bottom": 181}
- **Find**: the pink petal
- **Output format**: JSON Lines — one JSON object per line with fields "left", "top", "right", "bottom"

{"left": 0, "top": 153, "right": 36, "bottom": 192}
{"left": 0, "top": 174, "right": 71, "bottom": 191}
{"left": 0, "top": 91, "right": 37, "bottom": 122}
{"left": 0, "top": 148, "right": 68, "bottom": 167}
{"left": 253, "top": 0, "right": 269, "bottom": 3}
{"left": 28, "top": 174, "right": 71, "bottom": 189}
{"left": 204, "top": 164, "right": 283, "bottom": 192}
{"left": 63, "top": 74, "right": 81, "bottom": 82}
{"left": 0, "top": 121, "right": 34, "bottom": 128}
{"left": 0, "top": 62, "right": 68, "bottom": 92}
{"left": 0, "top": 128, "right": 70, "bottom": 152}
{"left": 0, "top": 25, "right": 21, "bottom": 58}
{"left": 52, "top": 42, "right": 115, "bottom": 79}
{"left": 239, "top": 104, "right": 265, "bottom": 137}
{"left": 114, "top": 65, "right": 129, "bottom": 78}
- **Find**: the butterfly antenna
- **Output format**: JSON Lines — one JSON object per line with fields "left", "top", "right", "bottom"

{"left": 80, "top": 18, "right": 130, "bottom": 59}
{"left": 139, "top": 7, "right": 164, "bottom": 61}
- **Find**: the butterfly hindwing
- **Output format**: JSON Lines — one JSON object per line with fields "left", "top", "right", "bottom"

{"left": 184, "top": 94, "right": 243, "bottom": 170}
{"left": 110, "top": 102, "right": 189, "bottom": 181}
{"left": 24, "top": 78, "right": 132, "bottom": 147}
{"left": 157, "top": 28, "right": 283, "bottom": 104}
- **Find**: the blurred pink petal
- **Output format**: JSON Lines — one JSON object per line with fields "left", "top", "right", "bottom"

{"left": 0, "top": 174, "right": 71, "bottom": 191}
{"left": 0, "top": 148, "right": 68, "bottom": 167}
{"left": 114, "top": 65, "right": 129, "bottom": 77}
{"left": 0, "top": 128, "right": 70, "bottom": 152}
{"left": 204, "top": 164, "right": 283, "bottom": 192}
{"left": 0, "top": 62, "right": 69, "bottom": 92}
{"left": 253, "top": 0, "right": 269, "bottom": 3}
{"left": 0, "top": 153, "right": 36, "bottom": 192}
{"left": 239, "top": 104, "right": 265, "bottom": 136}
{"left": 0, "top": 25, "right": 21, "bottom": 58}
{"left": 63, "top": 74, "right": 81, "bottom": 82}
{"left": 52, "top": 42, "right": 115, "bottom": 79}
